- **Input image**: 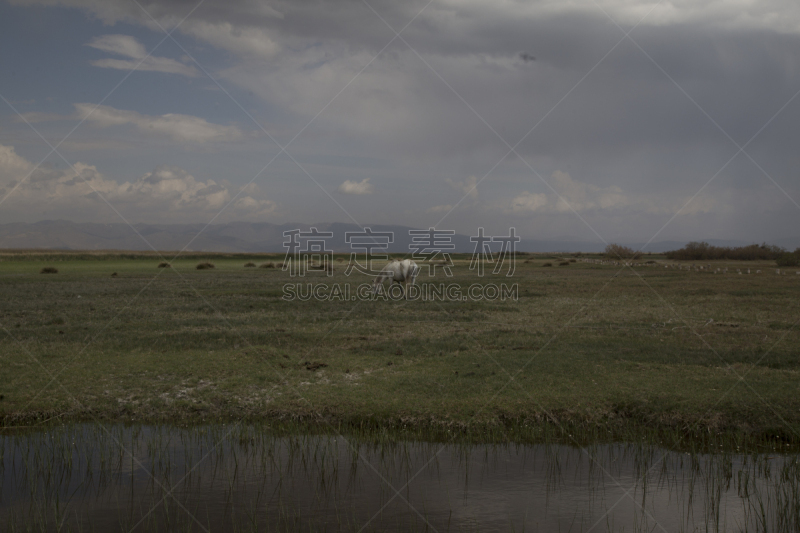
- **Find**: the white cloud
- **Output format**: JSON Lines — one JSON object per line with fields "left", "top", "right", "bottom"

{"left": 510, "top": 191, "right": 549, "bottom": 213}
{"left": 87, "top": 34, "right": 199, "bottom": 77}
{"left": 74, "top": 104, "right": 244, "bottom": 144}
{"left": 337, "top": 178, "right": 374, "bottom": 195}
{"left": 549, "top": 170, "right": 631, "bottom": 213}
{"left": 0, "top": 144, "right": 275, "bottom": 222}
{"left": 435, "top": 0, "right": 800, "bottom": 34}
{"left": 126, "top": 167, "right": 230, "bottom": 210}
{"left": 446, "top": 175, "right": 479, "bottom": 200}
{"left": 509, "top": 171, "right": 720, "bottom": 216}
{"left": 179, "top": 21, "right": 279, "bottom": 58}
{"left": 0, "top": 144, "right": 33, "bottom": 180}
{"left": 509, "top": 171, "right": 645, "bottom": 214}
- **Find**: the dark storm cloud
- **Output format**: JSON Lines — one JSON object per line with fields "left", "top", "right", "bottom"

{"left": 23, "top": 1, "right": 800, "bottom": 161}
{"left": 7, "top": 0, "right": 800, "bottom": 239}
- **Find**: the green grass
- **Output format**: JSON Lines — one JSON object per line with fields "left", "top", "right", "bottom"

{"left": 1, "top": 252, "right": 799, "bottom": 444}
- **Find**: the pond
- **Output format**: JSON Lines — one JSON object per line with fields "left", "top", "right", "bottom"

{"left": 1, "top": 424, "right": 798, "bottom": 532}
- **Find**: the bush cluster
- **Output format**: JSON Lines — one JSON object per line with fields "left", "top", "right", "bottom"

{"left": 665, "top": 241, "right": 787, "bottom": 261}
{"left": 604, "top": 243, "right": 641, "bottom": 260}
{"left": 776, "top": 251, "right": 800, "bottom": 267}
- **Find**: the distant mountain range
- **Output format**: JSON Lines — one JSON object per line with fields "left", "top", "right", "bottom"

{"left": 0, "top": 220, "right": 796, "bottom": 254}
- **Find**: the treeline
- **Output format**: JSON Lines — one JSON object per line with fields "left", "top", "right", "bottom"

{"left": 665, "top": 241, "right": 800, "bottom": 265}
{"left": 604, "top": 243, "right": 642, "bottom": 259}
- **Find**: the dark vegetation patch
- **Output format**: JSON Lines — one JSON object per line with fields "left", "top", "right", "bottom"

{"left": 776, "top": 251, "right": 800, "bottom": 267}
{"left": 605, "top": 243, "right": 641, "bottom": 260}
{"left": 40, "top": 267, "right": 58, "bottom": 274}
{"left": 157, "top": 262, "right": 170, "bottom": 268}
{"left": 196, "top": 262, "right": 215, "bottom": 270}
{"left": 666, "top": 241, "right": 788, "bottom": 261}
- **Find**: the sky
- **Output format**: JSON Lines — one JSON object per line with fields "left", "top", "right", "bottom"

{"left": 1, "top": 0, "right": 800, "bottom": 247}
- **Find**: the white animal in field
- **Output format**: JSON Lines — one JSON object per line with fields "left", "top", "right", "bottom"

{"left": 372, "top": 259, "right": 420, "bottom": 297}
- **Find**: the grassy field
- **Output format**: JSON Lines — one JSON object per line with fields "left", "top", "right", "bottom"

{"left": 1, "top": 251, "right": 799, "bottom": 445}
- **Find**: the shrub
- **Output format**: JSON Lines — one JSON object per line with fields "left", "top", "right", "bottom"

{"left": 157, "top": 262, "right": 170, "bottom": 268}
{"left": 196, "top": 262, "right": 215, "bottom": 270}
{"left": 259, "top": 262, "right": 275, "bottom": 269}
{"left": 605, "top": 243, "right": 641, "bottom": 260}
{"left": 40, "top": 267, "right": 58, "bottom": 274}
{"left": 569, "top": 259, "right": 576, "bottom": 263}
{"left": 776, "top": 250, "right": 800, "bottom": 267}
{"left": 244, "top": 262, "right": 256, "bottom": 267}
{"left": 665, "top": 241, "right": 785, "bottom": 261}
{"left": 111, "top": 272, "right": 118, "bottom": 277}
{"left": 542, "top": 262, "right": 552, "bottom": 267}
{"left": 558, "top": 261, "right": 570, "bottom": 266}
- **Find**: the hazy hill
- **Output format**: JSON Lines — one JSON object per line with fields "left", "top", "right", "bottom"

{"left": 0, "top": 221, "right": 794, "bottom": 254}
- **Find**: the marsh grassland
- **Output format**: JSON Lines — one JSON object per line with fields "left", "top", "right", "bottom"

{"left": 0, "top": 251, "right": 799, "bottom": 445}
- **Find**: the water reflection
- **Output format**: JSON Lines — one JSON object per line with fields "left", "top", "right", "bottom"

{"left": 1, "top": 424, "right": 798, "bottom": 532}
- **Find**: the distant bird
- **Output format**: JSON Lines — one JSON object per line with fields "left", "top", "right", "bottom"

{"left": 519, "top": 52, "right": 536, "bottom": 63}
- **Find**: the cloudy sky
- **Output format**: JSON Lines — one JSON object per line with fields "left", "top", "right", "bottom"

{"left": 1, "top": 0, "right": 800, "bottom": 246}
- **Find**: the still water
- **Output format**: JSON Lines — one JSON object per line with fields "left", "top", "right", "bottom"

{"left": 1, "top": 424, "right": 798, "bottom": 532}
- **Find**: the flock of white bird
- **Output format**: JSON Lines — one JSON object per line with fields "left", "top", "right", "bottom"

{"left": 369, "top": 256, "right": 798, "bottom": 298}
{"left": 580, "top": 258, "right": 799, "bottom": 275}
